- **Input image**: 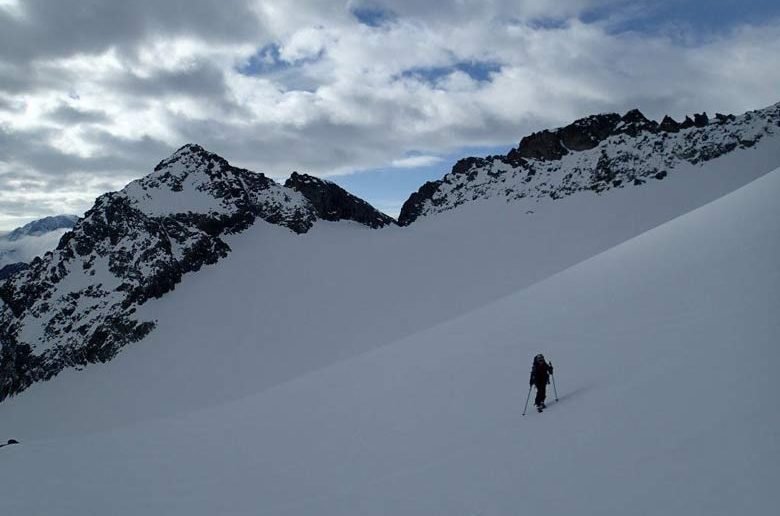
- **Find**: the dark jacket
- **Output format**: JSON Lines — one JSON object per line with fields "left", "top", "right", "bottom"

{"left": 529, "top": 360, "right": 553, "bottom": 386}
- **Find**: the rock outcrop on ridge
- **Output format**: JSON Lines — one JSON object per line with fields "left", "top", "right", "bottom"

{"left": 398, "top": 103, "right": 779, "bottom": 225}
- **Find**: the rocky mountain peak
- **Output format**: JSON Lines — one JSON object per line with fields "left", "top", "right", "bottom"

{"left": 510, "top": 130, "right": 567, "bottom": 161}
{"left": 558, "top": 113, "right": 622, "bottom": 151}
{"left": 507, "top": 108, "right": 664, "bottom": 162}
{"left": 616, "top": 109, "right": 659, "bottom": 136}
{"left": 0, "top": 146, "right": 391, "bottom": 400}
{"left": 285, "top": 172, "right": 395, "bottom": 228}
{"left": 398, "top": 101, "right": 780, "bottom": 225}
{"left": 659, "top": 115, "right": 681, "bottom": 133}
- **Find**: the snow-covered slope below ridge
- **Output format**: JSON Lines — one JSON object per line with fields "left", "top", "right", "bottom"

{"left": 1, "top": 166, "right": 777, "bottom": 516}
{"left": 1, "top": 131, "right": 778, "bottom": 436}
{"left": 1, "top": 101, "right": 778, "bottom": 405}
{"left": 0, "top": 144, "right": 393, "bottom": 399}
{"left": 400, "top": 102, "right": 780, "bottom": 224}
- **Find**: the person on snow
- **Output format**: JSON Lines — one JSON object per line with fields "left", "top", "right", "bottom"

{"left": 529, "top": 354, "right": 554, "bottom": 412}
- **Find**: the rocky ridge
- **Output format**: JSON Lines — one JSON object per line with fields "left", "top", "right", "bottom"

{"left": 398, "top": 104, "right": 779, "bottom": 225}
{"left": 285, "top": 172, "right": 396, "bottom": 228}
{"left": 0, "top": 263, "right": 29, "bottom": 282}
{"left": 0, "top": 144, "right": 392, "bottom": 399}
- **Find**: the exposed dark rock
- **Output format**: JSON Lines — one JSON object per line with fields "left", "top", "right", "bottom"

{"left": 511, "top": 109, "right": 659, "bottom": 162}
{"left": 511, "top": 130, "right": 568, "bottom": 161}
{"left": 660, "top": 115, "right": 681, "bottom": 133}
{"left": 590, "top": 151, "right": 618, "bottom": 192}
{"left": 617, "top": 109, "right": 659, "bottom": 137}
{"left": 284, "top": 172, "right": 395, "bottom": 228}
{"left": 558, "top": 113, "right": 622, "bottom": 151}
{"left": 680, "top": 116, "right": 696, "bottom": 129}
{"left": 396, "top": 102, "right": 778, "bottom": 224}
{"left": 398, "top": 179, "right": 445, "bottom": 226}
{"left": 715, "top": 113, "right": 736, "bottom": 124}
{"left": 452, "top": 157, "right": 490, "bottom": 176}
{"left": 0, "top": 262, "right": 29, "bottom": 281}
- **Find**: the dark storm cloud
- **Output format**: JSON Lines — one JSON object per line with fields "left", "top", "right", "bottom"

{"left": 0, "top": 0, "right": 265, "bottom": 64}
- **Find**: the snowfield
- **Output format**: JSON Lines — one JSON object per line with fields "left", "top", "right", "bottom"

{"left": 0, "top": 152, "right": 778, "bottom": 514}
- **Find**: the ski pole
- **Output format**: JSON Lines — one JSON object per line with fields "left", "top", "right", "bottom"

{"left": 551, "top": 363, "right": 559, "bottom": 402}
{"left": 522, "top": 385, "right": 532, "bottom": 416}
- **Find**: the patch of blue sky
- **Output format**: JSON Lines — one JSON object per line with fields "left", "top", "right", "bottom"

{"left": 582, "top": 0, "right": 780, "bottom": 36}
{"left": 331, "top": 144, "right": 511, "bottom": 217}
{"left": 237, "top": 43, "right": 324, "bottom": 77}
{"left": 401, "top": 60, "right": 502, "bottom": 85}
{"left": 237, "top": 44, "right": 285, "bottom": 76}
{"left": 351, "top": 5, "right": 396, "bottom": 27}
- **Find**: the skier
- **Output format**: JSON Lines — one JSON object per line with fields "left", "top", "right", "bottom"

{"left": 529, "top": 354, "right": 554, "bottom": 412}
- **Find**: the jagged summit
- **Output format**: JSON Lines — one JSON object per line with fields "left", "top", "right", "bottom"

{"left": 507, "top": 108, "right": 680, "bottom": 163}
{"left": 398, "top": 102, "right": 780, "bottom": 225}
{"left": 0, "top": 145, "right": 392, "bottom": 399}
{"left": 285, "top": 172, "right": 396, "bottom": 228}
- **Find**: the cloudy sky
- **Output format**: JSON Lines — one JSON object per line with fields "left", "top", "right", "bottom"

{"left": 1, "top": 0, "right": 779, "bottom": 229}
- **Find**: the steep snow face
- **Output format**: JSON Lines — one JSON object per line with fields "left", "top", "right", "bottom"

{"left": 0, "top": 144, "right": 390, "bottom": 399}
{"left": 0, "top": 167, "right": 777, "bottom": 515}
{"left": 399, "top": 102, "right": 780, "bottom": 224}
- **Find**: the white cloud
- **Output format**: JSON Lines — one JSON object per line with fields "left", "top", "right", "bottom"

{"left": 391, "top": 155, "right": 444, "bottom": 168}
{"left": 0, "top": 0, "right": 779, "bottom": 228}
{"left": 0, "top": 0, "right": 23, "bottom": 18}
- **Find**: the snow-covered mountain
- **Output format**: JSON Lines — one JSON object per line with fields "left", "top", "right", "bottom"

{"left": 1, "top": 163, "right": 777, "bottom": 515}
{"left": 399, "top": 103, "right": 780, "bottom": 224}
{"left": 0, "top": 144, "right": 392, "bottom": 399}
{"left": 2, "top": 215, "right": 79, "bottom": 242}
{"left": 0, "top": 101, "right": 778, "bottom": 406}
{"left": 0, "top": 215, "right": 79, "bottom": 279}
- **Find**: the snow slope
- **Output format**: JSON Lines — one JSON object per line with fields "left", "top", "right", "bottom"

{"left": 1, "top": 138, "right": 778, "bottom": 436}
{"left": 3, "top": 105, "right": 779, "bottom": 399}
{"left": 0, "top": 162, "right": 778, "bottom": 515}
